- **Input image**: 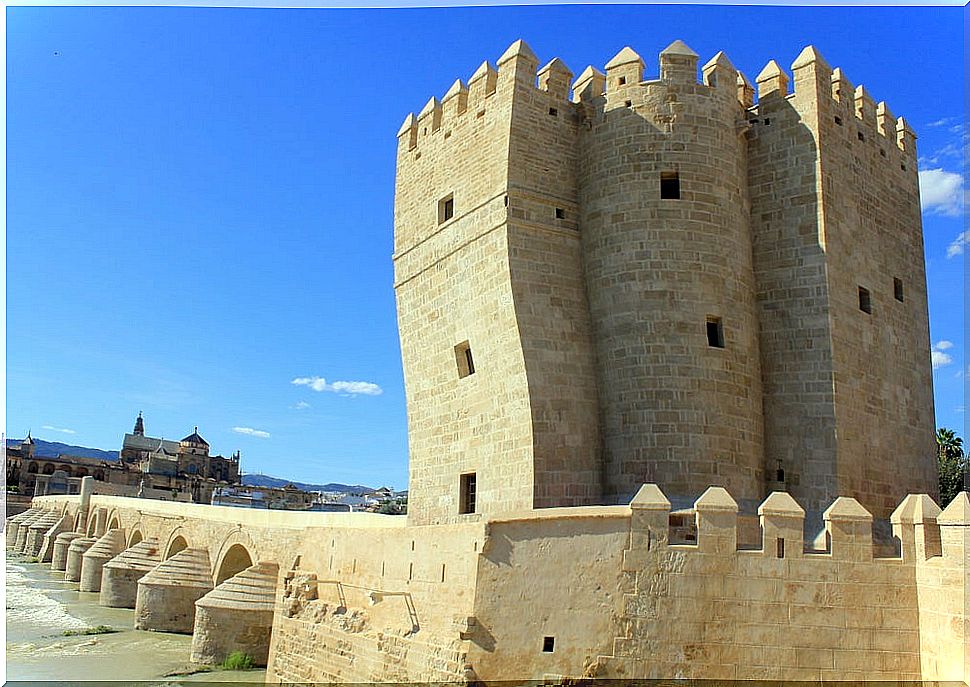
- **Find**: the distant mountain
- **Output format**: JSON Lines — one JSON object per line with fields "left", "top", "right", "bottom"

{"left": 241, "top": 473, "right": 375, "bottom": 494}
{"left": 5, "top": 437, "right": 119, "bottom": 462}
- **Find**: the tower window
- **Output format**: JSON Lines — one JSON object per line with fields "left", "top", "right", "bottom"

{"left": 455, "top": 341, "right": 475, "bottom": 378}
{"left": 542, "top": 636, "right": 555, "bottom": 653}
{"left": 548, "top": 107, "right": 558, "bottom": 117}
{"left": 893, "top": 277, "right": 904, "bottom": 302}
{"left": 438, "top": 194, "right": 455, "bottom": 224}
{"left": 857, "top": 131, "right": 865, "bottom": 142}
{"left": 660, "top": 172, "right": 680, "bottom": 199}
{"left": 555, "top": 207, "right": 565, "bottom": 219}
{"left": 776, "top": 538, "right": 786, "bottom": 559}
{"left": 706, "top": 317, "right": 724, "bottom": 348}
{"left": 459, "top": 473, "right": 477, "bottom": 514}
{"left": 858, "top": 286, "right": 872, "bottom": 314}
{"left": 618, "top": 76, "right": 626, "bottom": 86}
{"left": 834, "top": 115, "right": 843, "bottom": 126}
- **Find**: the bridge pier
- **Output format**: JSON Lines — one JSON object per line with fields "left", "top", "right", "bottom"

{"left": 7, "top": 508, "right": 41, "bottom": 546}
{"left": 101, "top": 539, "right": 161, "bottom": 608}
{"left": 80, "top": 529, "right": 126, "bottom": 592}
{"left": 65, "top": 537, "right": 97, "bottom": 582}
{"left": 24, "top": 511, "right": 62, "bottom": 557}
{"left": 190, "top": 561, "right": 280, "bottom": 666}
{"left": 39, "top": 515, "right": 73, "bottom": 563}
{"left": 51, "top": 532, "right": 86, "bottom": 571}
{"left": 14, "top": 510, "right": 50, "bottom": 552}
{"left": 135, "top": 548, "right": 213, "bottom": 633}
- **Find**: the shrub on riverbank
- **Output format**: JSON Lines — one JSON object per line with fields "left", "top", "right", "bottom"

{"left": 221, "top": 651, "right": 255, "bottom": 670}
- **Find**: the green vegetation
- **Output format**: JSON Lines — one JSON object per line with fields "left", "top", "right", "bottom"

{"left": 937, "top": 427, "right": 969, "bottom": 507}
{"left": 221, "top": 650, "right": 255, "bottom": 670}
{"left": 62, "top": 625, "right": 118, "bottom": 636}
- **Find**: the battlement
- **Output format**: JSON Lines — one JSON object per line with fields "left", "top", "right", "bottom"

{"left": 752, "top": 45, "right": 916, "bottom": 157}
{"left": 625, "top": 485, "right": 968, "bottom": 564}
{"left": 398, "top": 40, "right": 916, "bottom": 160}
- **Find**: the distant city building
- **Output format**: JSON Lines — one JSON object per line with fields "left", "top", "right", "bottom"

{"left": 5, "top": 413, "right": 241, "bottom": 503}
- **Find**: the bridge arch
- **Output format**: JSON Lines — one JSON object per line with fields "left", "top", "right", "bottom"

{"left": 128, "top": 529, "right": 143, "bottom": 547}
{"left": 86, "top": 515, "right": 99, "bottom": 536}
{"left": 107, "top": 509, "right": 122, "bottom": 531}
{"left": 215, "top": 543, "right": 254, "bottom": 585}
{"left": 164, "top": 529, "right": 189, "bottom": 559}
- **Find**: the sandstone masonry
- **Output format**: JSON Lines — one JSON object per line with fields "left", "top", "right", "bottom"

{"left": 394, "top": 40, "right": 937, "bottom": 525}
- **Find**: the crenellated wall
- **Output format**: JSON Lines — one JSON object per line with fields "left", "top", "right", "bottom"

{"left": 23, "top": 486, "right": 969, "bottom": 683}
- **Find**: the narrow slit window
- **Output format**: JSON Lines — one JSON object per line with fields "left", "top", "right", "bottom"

{"left": 542, "top": 636, "right": 555, "bottom": 653}
{"left": 893, "top": 277, "right": 904, "bottom": 302}
{"left": 555, "top": 208, "right": 565, "bottom": 219}
{"left": 548, "top": 107, "right": 558, "bottom": 117}
{"left": 858, "top": 286, "right": 872, "bottom": 314}
{"left": 776, "top": 538, "right": 785, "bottom": 559}
{"left": 858, "top": 131, "right": 865, "bottom": 142}
{"left": 834, "top": 115, "right": 843, "bottom": 126}
{"left": 660, "top": 172, "right": 680, "bottom": 200}
{"left": 455, "top": 341, "right": 475, "bottom": 378}
{"left": 706, "top": 317, "right": 724, "bottom": 348}
{"left": 459, "top": 473, "right": 477, "bottom": 514}
{"left": 763, "top": 117, "right": 771, "bottom": 125}
{"left": 438, "top": 194, "right": 454, "bottom": 224}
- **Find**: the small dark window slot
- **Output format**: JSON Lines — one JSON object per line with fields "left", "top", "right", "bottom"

{"left": 880, "top": 149, "right": 886, "bottom": 158}
{"left": 455, "top": 341, "right": 475, "bottom": 378}
{"left": 894, "top": 278, "right": 904, "bottom": 303}
{"left": 542, "top": 636, "right": 555, "bottom": 653}
{"left": 776, "top": 538, "right": 785, "bottom": 559}
{"left": 617, "top": 76, "right": 626, "bottom": 86}
{"left": 776, "top": 467, "right": 785, "bottom": 482}
{"left": 858, "top": 131, "right": 865, "bottom": 142}
{"left": 548, "top": 107, "right": 558, "bottom": 117}
{"left": 459, "top": 473, "right": 477, "bottom": 514}
{"left": 763, "top": 117, "right": 771, "bottom": 125}
{"left": 660, "top": 172, "right": 680, "bottom": 200}
{"left": 555, "top": 208, "right": 565, "bottom": 219}
{"left": 624, "top": 100, "right": 632, "bottom": 107}
{"left": 706, "top": 317, "right": 724, "bottom": 348}
{"left": 834, "top": 115, "right": 843, "bottom": 126}
{"left": 439, "top": 195, "right": 455, "bottom": 224}
{"left": 858, "top": 286, "right": 872, "bottom": 314}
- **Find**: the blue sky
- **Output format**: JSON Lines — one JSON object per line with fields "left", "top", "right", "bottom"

{"left": 6, "top": 5, "right": 965, "bottom": 489}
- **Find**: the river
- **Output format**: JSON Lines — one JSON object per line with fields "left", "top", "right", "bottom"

{"left": 5, "top": 544, "right": 266, "bottom": 685}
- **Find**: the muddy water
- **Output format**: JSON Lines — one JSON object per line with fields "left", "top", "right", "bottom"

{"left": 5, "top": 547, "right": 265, "bottom": 685}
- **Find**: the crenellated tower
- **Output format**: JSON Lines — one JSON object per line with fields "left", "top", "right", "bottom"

{"left": 394, "top": 39, "right": 937, "bottom": 525}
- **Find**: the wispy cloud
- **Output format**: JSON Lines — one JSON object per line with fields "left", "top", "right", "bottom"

{"left": 232, "top": 426, "right": 271, "bottom": 439}
{"left": 932, "top": 341, "right": 954, "bottom": 369}
{"left": 42, "top": 425, "right": 76, "bottom": 435}
{"left": 292, "top": 401, "right": 311, "bottom": 410}
{"left": 292, "top": 376, "right": 383, "bottom": 397}
{"left": 947, "top": 230, "right": 969, "bottom": 258}
{"left": 919, "top": 168, "right": 964, "bottom": 217}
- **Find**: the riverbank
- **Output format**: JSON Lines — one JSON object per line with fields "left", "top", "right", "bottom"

{"left": 5, "top": 548, "right": 266, "bottom": 684}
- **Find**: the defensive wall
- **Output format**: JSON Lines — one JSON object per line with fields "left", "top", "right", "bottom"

{"left": 17, "top": 486, "right": 969, "bottom": 683}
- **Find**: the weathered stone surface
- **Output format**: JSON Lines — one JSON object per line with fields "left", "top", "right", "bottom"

{"left": 190, "top": 561, "right": 279, "bottom": 666}
{"left": 64, "top": 537, "right": 97, "bottom": 582}
{"left": 100, "top": 539, "right": 161, "bottom": 608}
{"left": 135, "top": 547, "right": 213, "bottom": 633}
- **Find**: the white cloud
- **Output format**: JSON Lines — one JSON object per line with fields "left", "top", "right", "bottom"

{"left": 42, "top": 425, "right": 76, "bottom": 435}
{"left": 292, "top": 376, "right": 383, "bottom": 396}
{"left": 931, "top": 341, "right": 955, "bottom": 369}
{"left": 947, "top": 230, "right": 969, "bottom": 258}
{"left": 927, "top": 118, "right": 952, "bottom": 128}
{"left": 232, "top": 426, "right": 271, "bottom": 439}
{"left": 292, "top": 401, "right": 311, "bottom": 410}
{"left": 919, "top": 168, "right": 964, "bottom": 217}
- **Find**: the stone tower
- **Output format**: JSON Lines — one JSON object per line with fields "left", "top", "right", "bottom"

{"left": 394, "top": 39, "right": 937, "bottom": 525}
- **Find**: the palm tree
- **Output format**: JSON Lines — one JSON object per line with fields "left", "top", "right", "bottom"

{"left": 937, "top": 427, "right": 967, "bottom": 506}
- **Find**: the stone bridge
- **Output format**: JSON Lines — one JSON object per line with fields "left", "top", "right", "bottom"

{"left": 8, "top": 477, "right": 407, "bottom": 667}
